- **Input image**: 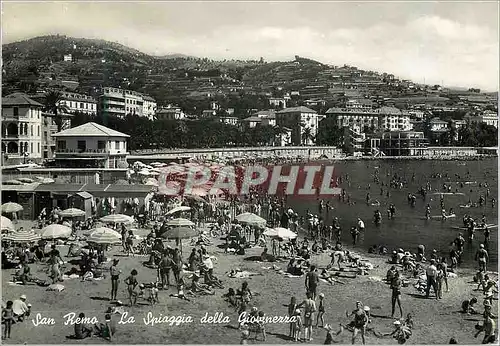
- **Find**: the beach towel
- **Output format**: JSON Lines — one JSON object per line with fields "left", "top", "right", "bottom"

{"left": 227, "top": 271, "right": 261, "bottom": 279}
{"left": 47, "top": 284, "right": 65, "bottom": 292}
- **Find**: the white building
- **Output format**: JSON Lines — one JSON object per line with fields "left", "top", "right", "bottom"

{"left": 1, "top": 93, "right": 44, "bottom": 163}
{"left": 269, "top": 97, "right": 287, "bottom": 109}
{"left": 218, "top": 116, "right": 239, "bottom": 126}
{"left": 155, "top": 106, "right": 186, "bottom": 120}
{"left": 429, "top": 117, "right": 449, "bottom": 131}
{"left": 63, "top": 54, "right": 72, "bottom": 62}
{"left": 345, "top": 98, "right": 374, "bottom": 110}
{"left": 142, "top": 95, "right": 157, "bottom": 120}
{"left": 464, "top": 112, "right": 498, "bottom": 128}
{"left": 53, "top": 122, "right": 129, "bottom": 168}
{"left": 325, "top": 106, "right": 411, "bottom": 132}
{"left": 99, "top": 87, "right": 156, "bottom": 119}
{"left": 59, "top": 91, "right": 98, "bottom": 115}
{"left": 276, "top": 106, "right": 323, "bottom": 145}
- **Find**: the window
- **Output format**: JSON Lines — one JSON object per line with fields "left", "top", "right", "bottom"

{"left": 77, "top": 140, "right": 86, "bottom": 152}
{"left": 30, "top": 125, "right": 33, "bottom": 136}
{"left": 97, "top": 140, "right": 106, "bottom": 150}
{"left": 37, "top": 143, "right": 40, "bottom": 153}
{"left": 80, "top": 103, "right": 84, "bottom": 108}
{"left": 44, "top": 132, "right": 48, "bottom": 141}
{"left": 57, "top": 140, "right": 66, "bottom": 150}
{"left": 115, "top": 141, "right": 120, "bottom": 150}
{"left": 37, "top": 126, "right": 40, "bottom": 136}
{"left": 30, "top": 143, "right": 33, "bottom": 153}
{"left": 13, "top": 107, "right": 19, "bottom": 117}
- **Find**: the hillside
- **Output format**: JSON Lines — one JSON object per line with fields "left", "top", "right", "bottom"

{"left": 1, "top": 35, "right": 463, "bottom": 109}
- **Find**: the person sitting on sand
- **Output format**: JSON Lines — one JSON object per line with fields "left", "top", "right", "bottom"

{"left": 462, "top": 297, "right": 478, "bottom": 314}
{"left": 323, "top": 323, "right": 344, "bottom": 344}
{"left": 260, "top": 248, "right": 276, "bottom": 262}
{"left": 375, "top": 320, "right": 412, "bottom": 344}
{"left": 189, "top": 273, "right": 215, "bottom": 296}
{"left": 94, "top": 314, "right": 115, "bottom": 341}
{"left": 73, "top": 312, "right": 92, "bottom": 339}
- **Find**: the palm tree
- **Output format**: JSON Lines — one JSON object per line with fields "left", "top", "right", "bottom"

{"left": 43, "top": 90, "right": 71, "bottom": 132}
{"left": 301, "top": 126, "right": 313, "bottom": 145}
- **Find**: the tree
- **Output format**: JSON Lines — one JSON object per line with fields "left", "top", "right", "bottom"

{"left": 43, "top": 90, "right": 70, "bottom": 132}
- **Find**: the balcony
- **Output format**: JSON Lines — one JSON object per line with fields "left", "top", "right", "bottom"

{"left": 55, "top": 148, "right": 109, "bottom": 156}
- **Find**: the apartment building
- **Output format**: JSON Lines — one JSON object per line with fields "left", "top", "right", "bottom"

{"left": 98, "top": 87, "right": 156, "bottom": 119}
{"left": 464, "top": 112, "right": 498, "bottom": 128}
{"left": 2, "top": 93, "right": 44, "bottom": 163}
{"left": 325, "top": 106, "right": 411, "bottom": 132}
{"left": 59, "top": 91, "right": 98, "bottom": 115}
{"left": 276, "top": 106, "right": 323, "bottom": 145}
{"left": 155, "top": 106, "right": 186, "bottom": 120}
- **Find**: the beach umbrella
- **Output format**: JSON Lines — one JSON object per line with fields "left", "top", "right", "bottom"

{"left": 166, "top": 206, "right": 191, "bottom": 216}
{"left": 161, "top": 226, "right": 199, "bottom": 253}
{"left": 165, "top": 218, "right": 195, "bottom": 227}
{"left": 264, "top": 227, "right": 297, "bottom": 240}
{"left": 236, "top": 212, "right": 266, "bottom": 226}
{"left": 86, "top": 227, "right": 121, "bottom": 238}
{"left": 1, "top": 202, "right": 23, "bottom": 214}
{"left": 1, "top": 216, "right": 14, "bottom": 233}
{"left": 144, "top": 178, "right": 159, "bottom": 186}
{"left": 40, "top": 224, "right": 72, "bottom": 240}
{"left": 17, "top": 177, "right": 35, "bottom": 183}
{"left": 3, "top": 180, "right": 24, "bottom": 185}
{"left": 87, "top": 228, "right": 121, "bottom": 245}
{"left": 3, "top": 229, "right": 41, "bottom": 243}
{"left": 100, "top": 214, "right": 133, "bottom": 224}
{"left": 36, "top": 177, "right": 55, "bottom": 184}
{"left": 58, "top": 208, "right": 85, "bottom": 218}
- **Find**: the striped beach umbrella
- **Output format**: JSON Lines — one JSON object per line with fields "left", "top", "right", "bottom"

{"left": 58, "top": 208, "right": 85, "bottom": 218}
{"left": 1, "top": 202, "right": 23, "bottom": 214}
{"left": 87, "top": 228, "right": 121, "bottom": 245}
{"left": 165, "top": 218, "right": 195, "bottom": 227}
{"left": 100, "top": 214, "right": 133, "bottom": 224}
{"left": 3, "top": 229, "right": 41, "bottom": 243}
{"left": 236, "top": 212, "right": 266, "bottom": 226}
{"left": 40, "top": 224, "right": 72, "bottom": 240}
{"left": 1, "top": 216, "right": 14, "bottom": 233}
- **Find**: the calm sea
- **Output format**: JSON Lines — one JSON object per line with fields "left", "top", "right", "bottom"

{"left": 288, "top": 158, "right": 499, "bottom": 268}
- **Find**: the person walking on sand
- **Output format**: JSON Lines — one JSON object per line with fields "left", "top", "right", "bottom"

{"left": 346, "top": 301, "right": 368, "bottom": 345}
{"left": 305, "top": 265, "right": 319, "bottom": 300}
{"left": 475, "top": 244, "right": 489, "bottom": 272}
{"left": 425, "top": 259, "right": 439, "bottom": 300}
{"left": 315, "top": 293, "right": 325, "bottom": 328}
{"left": 124, "top": 269, "right": 138, "bottom": 306}
{"left": 390, "top": 271, "right": 403, "bottom": 318}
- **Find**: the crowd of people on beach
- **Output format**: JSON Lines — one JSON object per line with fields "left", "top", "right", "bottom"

{"left": 1, "top": 159, "right": 498, "bottom": 344}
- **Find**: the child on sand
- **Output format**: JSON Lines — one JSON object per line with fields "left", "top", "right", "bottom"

{"left": 2, "top": 301, "right": 14, "bottom": 339}
{"left": 315, "top": 293, "right": 325, "bottom": 328}
{"left": 124, "top": 269, "right": 138, "bottom": 306}
{"left": 293, "top": 309, "right": 303, "bottom": 342}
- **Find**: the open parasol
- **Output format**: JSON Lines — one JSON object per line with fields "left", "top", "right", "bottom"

{"left": 58, "top": 208, "right": 85, "bottom": 218}
{"left": 87, "top": 227, "right": 121, "bottom": 245}
{"left": 100, "top": 214, "right": 133, "bottom": 224}
{"left": 40, "top": 224, "right": 72, "bottom": 240}
{"left": 165, "top": 218, "right": 195, "bottom": 227}
{"left": 161, "top": 226, "right": 198, "bottom": 253}
{"left": 3, "top": 229, "right": 41, "bottom": 243}
{"left": 166, "top": 206, "right": 191, "bottom": 216}
{"left": 1, "top": 202, "right": 23, "bottom": 214}
{"left": 235, "top": 212, "right": 266, "bottom": 226}
{"left": 1, "top": 216, "right": 14, "bottom": 233}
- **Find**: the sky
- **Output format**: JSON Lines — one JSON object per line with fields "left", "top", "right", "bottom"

{"left": 2, "top": 1, "right": 499, "bottom": 91}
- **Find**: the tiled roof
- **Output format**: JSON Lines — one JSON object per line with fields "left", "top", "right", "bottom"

{"left": 143, "top": 95, "right": 156, "bottom": 102}
{"left": 53, "top": 122, "right": 130, "bottom": 137}
{"left": 242, "top": 116, "right": 263, "bottom": 122}
{"left": 277, "top": 106, "right": 317, "bottom": 114}
{"left": 2, "top": 93, "right": 44, "bottom": 107}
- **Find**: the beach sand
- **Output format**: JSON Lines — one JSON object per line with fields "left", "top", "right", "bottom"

{"left": 1, "top": 223, "right": 496, "bottom": 344}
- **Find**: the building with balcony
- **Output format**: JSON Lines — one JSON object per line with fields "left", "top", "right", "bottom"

{"left": 59, "top": 91, "right": 97, "bottom": 115}
{"left": 343, "top": 126, "right": 366, "bottom": 156}
{"left": 1, "top": 93, "right": 44, "bottom": 164}
{"left": 142, "top": 95, "right": 157, "bottom": 120}
{"left": 345, "top": 98, "right": 374, "bottom": 110}
{"left": 98, "top": 87, "right": 155, "bottom": 119}
{"left": 276, "top": 106, "right": 323, "bottom": 145}
{"left": 53, "top": 122, "right": 129, "bottom": 168}
{"left": 325, "top": 106, "right": 411, "bottom": 132}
